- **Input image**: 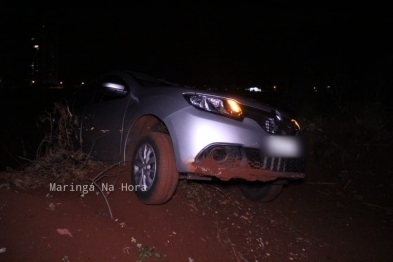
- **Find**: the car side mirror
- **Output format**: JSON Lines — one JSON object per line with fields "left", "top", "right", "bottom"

{"left": 101, "top": 82, "right": 128, "bottom": 97}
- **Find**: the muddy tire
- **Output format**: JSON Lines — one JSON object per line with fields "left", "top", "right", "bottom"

{"left": 239, "top": 181, "right": 283, "bottom": 202}
{"left": 130, "top": 132, "right": 179, "bottom": 204}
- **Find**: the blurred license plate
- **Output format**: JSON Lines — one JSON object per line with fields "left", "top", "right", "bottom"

{"left": 266, "top": 136, "right": 301, "bottom": 157}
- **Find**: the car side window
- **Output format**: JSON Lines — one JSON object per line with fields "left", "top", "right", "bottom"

{"left": 93, "top": 75, "right": 129, "bottom": 104}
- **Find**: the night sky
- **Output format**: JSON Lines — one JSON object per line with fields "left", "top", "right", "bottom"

{"left": 1, "top": 6, "right": 393, "bottom": 89}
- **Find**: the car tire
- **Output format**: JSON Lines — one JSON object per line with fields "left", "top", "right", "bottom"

{"left": 239, "top": 181, "right": 283, "bottom": 202}
{"left": 130, "top": 132, "right": 179, "bottom": 204}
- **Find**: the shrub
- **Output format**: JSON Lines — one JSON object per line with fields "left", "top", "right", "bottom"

{"left": 0, "top": 102, "right": 101, "bottom": 189}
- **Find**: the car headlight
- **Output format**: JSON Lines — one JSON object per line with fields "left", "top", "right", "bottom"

{"left": 184, "top": 94, "right": 243, "bottom": 120}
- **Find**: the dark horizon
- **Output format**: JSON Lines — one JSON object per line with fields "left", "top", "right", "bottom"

{"left": 1, "top": 7, "right": 393, "bottom": 94}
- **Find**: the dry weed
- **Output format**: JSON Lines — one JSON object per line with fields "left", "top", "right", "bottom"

{"left": 0, "top": 102, "right": 101, "bottom": 189}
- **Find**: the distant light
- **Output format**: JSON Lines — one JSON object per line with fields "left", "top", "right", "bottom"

{"left": 246, "top": 87, "right": 261, "bottom": 92}
{"left": 327, "top": 85, "right": 331, "bottom": 89}
{"left": 81, "top": 82, "right": 84, "bottom": 85}
{"left": 34, "top": 45, "right": 39, "bottom": 49}
{"left": 60, "top": 81, "right": 63, "bottom": 85}
{"left": 273, "top": 85, "right": 277, "bottom": 90}
{"left": 31, "top": 80, "right": 35, "bottom": 84}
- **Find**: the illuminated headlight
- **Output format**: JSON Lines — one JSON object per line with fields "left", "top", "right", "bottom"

{"left": 184, "top": 94, "right": 243, "bottom": 120}
{"left": 291, "top": 119, "right": 301, "bottom": 130}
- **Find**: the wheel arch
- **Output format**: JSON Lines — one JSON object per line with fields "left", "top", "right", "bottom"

{"left": 123, "top": 114, "right": 172, "bottom": 162}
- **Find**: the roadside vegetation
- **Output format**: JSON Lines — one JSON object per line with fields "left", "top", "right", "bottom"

{"left": 268, "top": 87, "right": 393, "bottom": 192}
{"left": 0, "top": 101, "right": 101, "bottom": 189}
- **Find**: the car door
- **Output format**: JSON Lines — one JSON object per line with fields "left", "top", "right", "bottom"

{"left": 81, "top": 74, "right": 132, "bottom": 163}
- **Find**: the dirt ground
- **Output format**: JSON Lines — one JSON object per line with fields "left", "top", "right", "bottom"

{"left": 1, "top": 160, "right": 393, "bottom": 262}
{"left": 1, "top": 89, "right": 392, "bottom": 261}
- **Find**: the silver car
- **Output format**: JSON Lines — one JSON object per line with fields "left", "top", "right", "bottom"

{"left": 71, "top": 71, "right": 306, "bottom": 204}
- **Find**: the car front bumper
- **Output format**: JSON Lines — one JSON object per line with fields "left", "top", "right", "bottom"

{"left": 164, "top": 106, "right": 306, "bottom": 182}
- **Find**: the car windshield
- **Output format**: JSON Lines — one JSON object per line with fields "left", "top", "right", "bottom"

{"left": 127, "top": 72, "right": 179, "bottom": 87}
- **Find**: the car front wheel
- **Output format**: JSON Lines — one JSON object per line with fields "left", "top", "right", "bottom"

{"left": 239, "top": 181, "right": 283, "bottom": 202}
{"left": 130, "top": 132, "right": 179, "bottom": 204}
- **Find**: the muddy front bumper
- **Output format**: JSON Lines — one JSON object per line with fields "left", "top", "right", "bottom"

{"left": 189, "top": 144, "right": 306, "bottom": 182}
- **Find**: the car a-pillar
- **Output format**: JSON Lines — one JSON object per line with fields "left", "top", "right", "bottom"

{"left": 126, "top": 115, "right": 179, "bottom": 205}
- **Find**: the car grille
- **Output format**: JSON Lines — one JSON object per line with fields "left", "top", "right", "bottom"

{"left": 243, "top": 106, "right": 298, "bottom": 136}
{"left": 245, "top": 148, "right": 306, "bottom": 172}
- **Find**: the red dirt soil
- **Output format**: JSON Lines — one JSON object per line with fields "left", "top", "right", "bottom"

{"left": 1, "top": 162, "right": 393, "bottom": 261}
